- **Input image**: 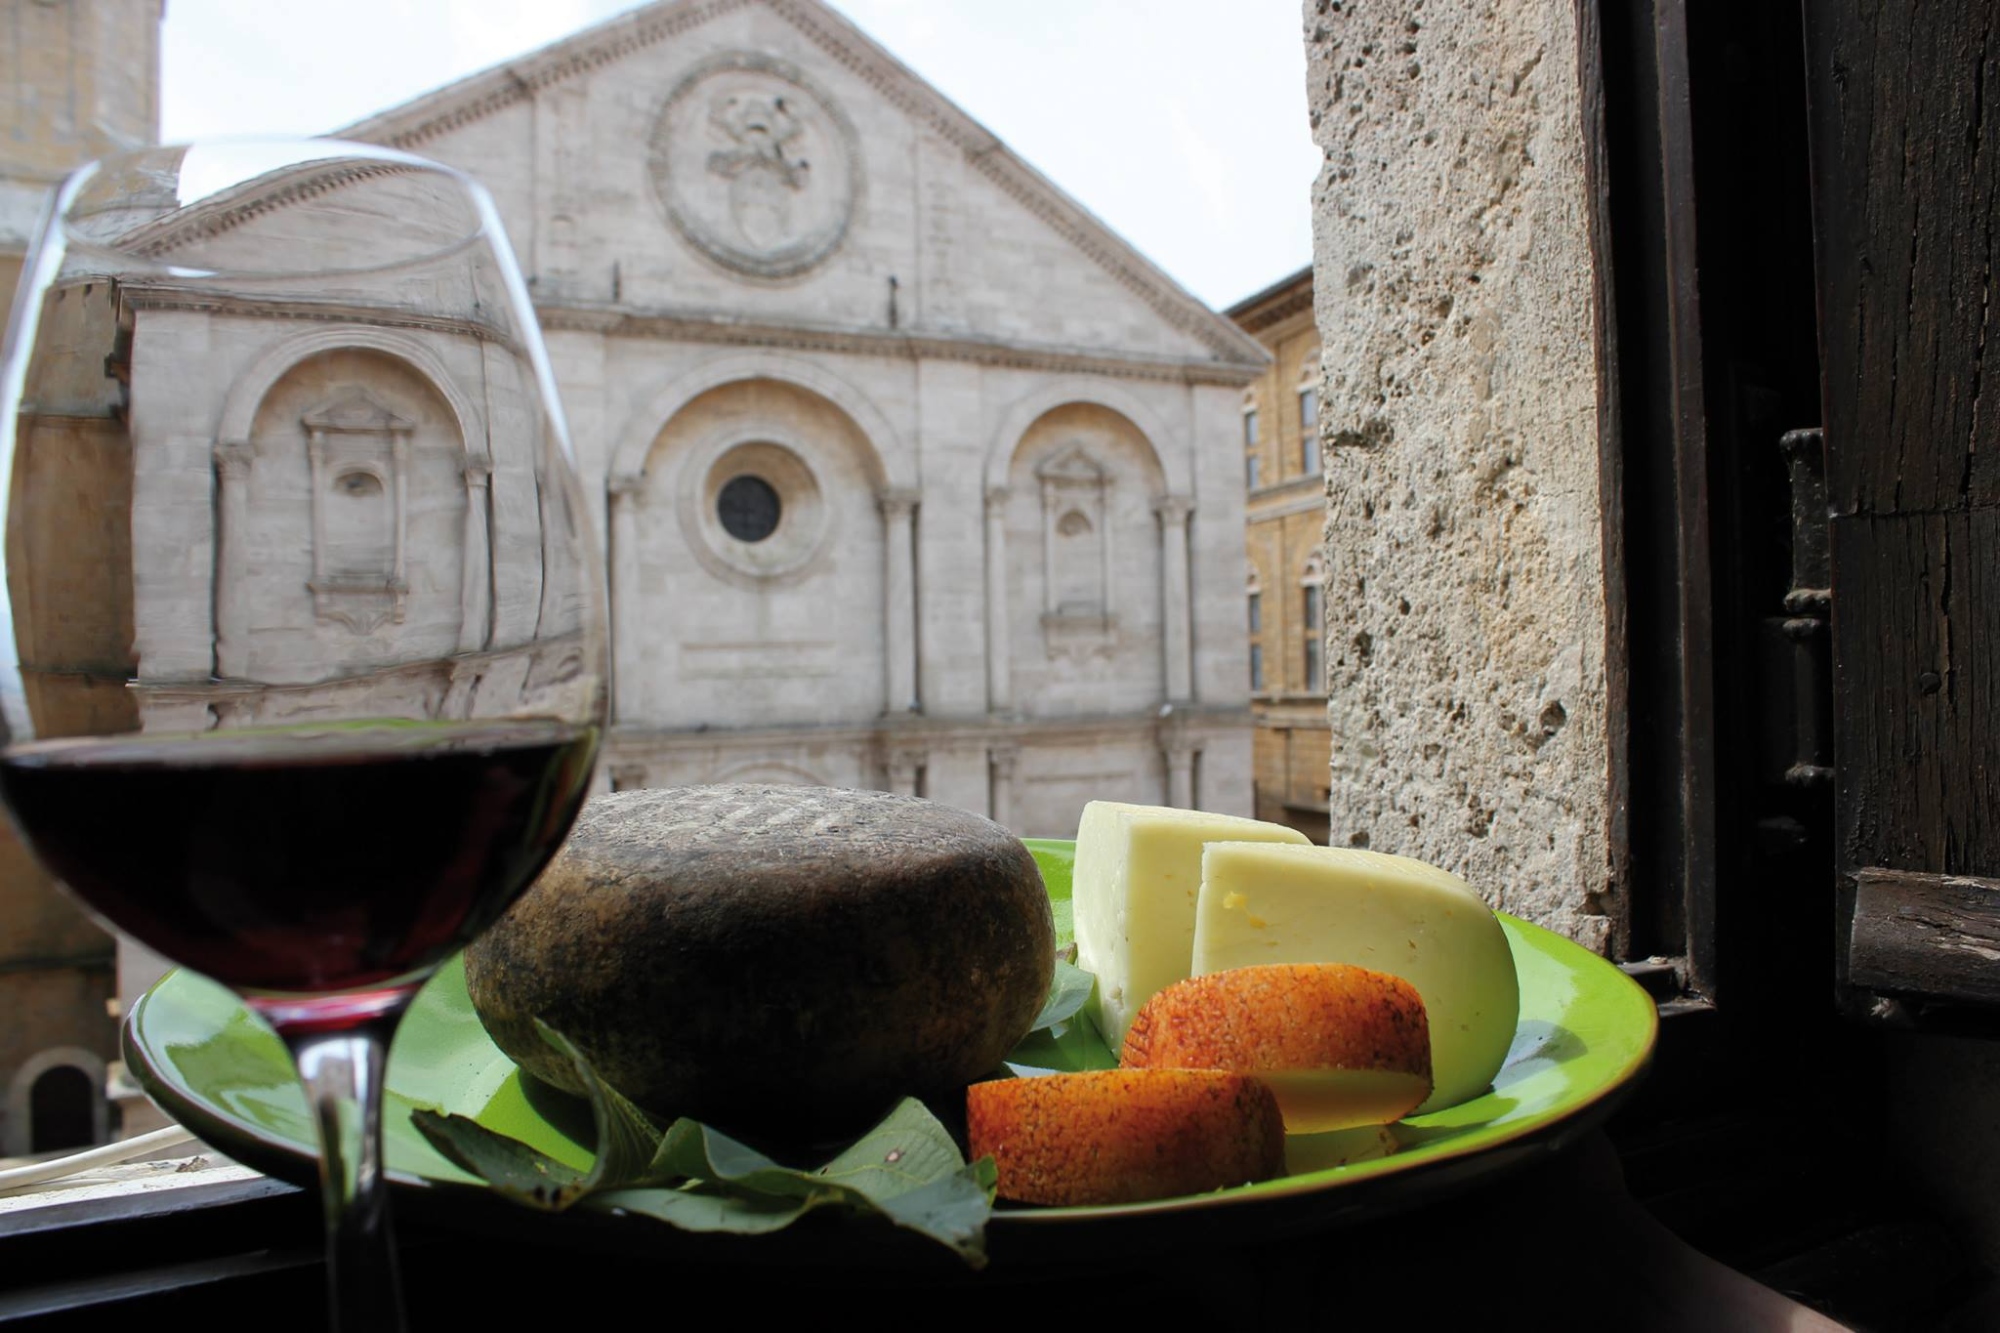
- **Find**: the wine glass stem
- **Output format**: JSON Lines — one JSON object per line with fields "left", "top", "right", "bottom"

{"left": 282, "top": 1015, "right": 410, "bottom": 1333}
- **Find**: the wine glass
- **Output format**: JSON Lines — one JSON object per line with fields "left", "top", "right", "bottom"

{"left": 0, "top": 140, "right": 607, "bottom": 1330}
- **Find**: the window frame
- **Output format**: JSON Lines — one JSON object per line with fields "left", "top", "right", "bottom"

{"left": 1299, "top": 561, "right": 1323, "bottom": 694}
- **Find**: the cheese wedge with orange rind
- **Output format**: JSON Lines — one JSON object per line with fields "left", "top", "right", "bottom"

{"left": 966, "top": 1068, "right": 1285, "bottom": 1206}
{"left": 1121, "top": 963, "right": 1432, "bottom": 1133}
{"left": 1192, "top": 842, "right": 1519, "bottom": 1113}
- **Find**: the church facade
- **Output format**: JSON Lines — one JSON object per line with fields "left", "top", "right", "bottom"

{"left": 336, "top": 0, "right": 1268, "bottom": 836}
{"left": 0, "top": 0, "right": 1268, "bottom": 1155}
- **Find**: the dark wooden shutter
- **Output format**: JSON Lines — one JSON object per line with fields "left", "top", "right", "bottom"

{"left": 1804, "top": 1, "right": 2000, "bottom": 1009}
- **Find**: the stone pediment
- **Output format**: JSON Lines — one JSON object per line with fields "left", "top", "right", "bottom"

{"left": 1036, "top": 444, "right": 1111, "bottom": 486}
{"left": 301, "top": 387, "right": 414, "bottom": 436}
{"left": 333, "top": 0, "right": 1267, "bottom": 369}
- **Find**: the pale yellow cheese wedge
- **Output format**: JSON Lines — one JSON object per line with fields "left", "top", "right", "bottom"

{"left": 1257, "top": 1069, "right": 1434, "bottom": 1134}
{"left": 1192, "top": 842, "right": 1519, "bottom": 1113}
{"left": 1071, "top": 801, "right": 1310, "bottom": 1052}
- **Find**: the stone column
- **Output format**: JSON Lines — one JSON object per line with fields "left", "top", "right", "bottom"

{"left": 212, "top": 440, "right": 254, "bottom": 679}
{"left": 1040, "top": 477, "right": 1058, "bottom": 615}
{"left": 984, "top": 486, "right": 1012, "bottom": 712}
{"left": 1304, "top": 3, "right": 1612, "bottom": 946}
{"left": 880, "top": 488, "right": 920, "bottom": 714}
{"left": 1155, "top": 495, "right": 1194, "bottom": 702}
{"left": 607, "top": 473, "right": 644, "bottom": 722}
{"left": 458, "top": 454, "right": 493, "bottom": 655}
{"left": 887, "top": 746, "right": 924, "bottom": 797}
{"left": 989, "top": 743, "right": 1020, "bottom": 830}
{"left": 1164, "top": 738, "right": 1196, "bottom": 810}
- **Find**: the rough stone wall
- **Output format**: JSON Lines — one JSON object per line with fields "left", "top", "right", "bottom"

{"left": 1305, "top": 0, "right": 1611, "bottom": 948}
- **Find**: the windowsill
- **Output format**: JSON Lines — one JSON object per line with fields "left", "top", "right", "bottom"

{"left": 0, "top": 1142, "right": 265, "bottom": 1218}
{"left": 1249, "top": 474, "right": 1324, "bottom": 499}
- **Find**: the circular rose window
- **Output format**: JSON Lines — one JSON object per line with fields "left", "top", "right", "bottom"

{"left": 717, "top": 474, "right": 781, "bottom": 542}
{"left": 681, "top": 440, "right": 828, "bottom": 587}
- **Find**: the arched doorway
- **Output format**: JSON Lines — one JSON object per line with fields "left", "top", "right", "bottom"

{"left": 29, "top": 1065, "right": 94, "bottom": 1154}
{"left": 4, "top": 1047, "right": 109, "bottom": 1157}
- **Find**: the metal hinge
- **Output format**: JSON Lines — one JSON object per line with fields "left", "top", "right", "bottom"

{"left": 1767, "top": 426, "right": 1833, "bottom": 789}
{"left": 1618, "top": 956, "right": 1716, "bottom": 1016}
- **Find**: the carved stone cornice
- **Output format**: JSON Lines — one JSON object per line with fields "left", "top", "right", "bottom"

{"left": 607, "top": 471, "right": 647, "bottom": 499}
{"left": 334, "top": 0, "right": 1267, "bottom": 369}
{"left": 120, "top": 160, "right": 427, "bottom": 260}
{"left": 983, "top": 485, "right": 1010, "bottom": 514}
{"left": 531, "top": 301, "right": 1262, "bottom": 386}
{"left": 606, "top": 702, "right": 1253, "bottom": 753}
{"left": 876, "top": 487, "right": 920, "bottom": 519}
{"left": 1152, "top": 494, "right": 1195, "bottom": 526}
{"left": 337, "top": 0, "right": 754, "bottom": 149}
{"left": 1224, "top": 265, "right": 1315, "bottom": 335}
{"left": 117, "top": 283, "right": 516, "bottom": 348}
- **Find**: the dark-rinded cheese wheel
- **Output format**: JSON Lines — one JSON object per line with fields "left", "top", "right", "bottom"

{"left": 464, "top": 784, "right": 1054, "bottom": 1141}
{"left": 967, "top": 1068, "right": 1285, "bottom": 1205}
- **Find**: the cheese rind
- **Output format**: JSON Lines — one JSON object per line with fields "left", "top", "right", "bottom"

{"left": 1119, "top": 962, "right": 1433, "bottom": 1132}
{"left": 967, "top": 1069, "right": 1286, "bottom": 1205}
{"left": 1071, "top": 801, "right": 1310, "bottom": 1052}
{"left": 1192, "top": 841, "right": 1519, "bottom": 1113}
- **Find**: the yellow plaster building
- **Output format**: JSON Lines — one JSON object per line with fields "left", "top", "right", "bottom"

{"left": 1228, "top": 266, "right": 1329, "bottom": 843}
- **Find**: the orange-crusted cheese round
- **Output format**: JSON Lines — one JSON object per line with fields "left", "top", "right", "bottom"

{"left": 966, "top": 1068, "right": 1284, "bottom": 1206}
{"left": 1121, "top": 963, "right": 1433, "bottom": 1133}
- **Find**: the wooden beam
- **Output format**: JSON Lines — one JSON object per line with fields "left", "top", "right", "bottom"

{"left": 1849, "top": 868, "right": 2000, "bottom": 1006}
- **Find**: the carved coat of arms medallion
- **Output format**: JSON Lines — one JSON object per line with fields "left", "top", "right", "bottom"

{"left": 650, "top": 53, "right": 860, "bottom": 279}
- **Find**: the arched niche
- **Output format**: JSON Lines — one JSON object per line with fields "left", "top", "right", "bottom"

{"left": 216, "top": 325, "right": 482, "bottom": 456}
{"left": 218, "top": 347, "right": 472, "bottom": 687}
{"left": 609, "top": 353, "right": 907, "bottom": 491}
{"left": 613, "top": 377, "right": 888, "bottom": 731}
{"left": 984, "top": 379, "right": 1182, "bottom": 493}
{"left": 1001, "top": 402, "right": 1169, "bottom": 717}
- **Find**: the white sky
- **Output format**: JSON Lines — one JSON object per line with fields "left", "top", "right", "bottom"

{"left": 158, "top": 0, "right": 1319, "bottom": 311}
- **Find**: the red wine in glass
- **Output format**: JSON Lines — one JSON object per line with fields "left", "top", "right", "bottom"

{"left": 0, "top": 720, "right": 598, "bottom": 1029}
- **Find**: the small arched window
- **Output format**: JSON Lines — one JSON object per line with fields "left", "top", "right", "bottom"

{"left": 1243, "top": 392, "right": 1262, "bottom": 491}
{"left": 1297, "top": 354, "right": 1321, "bottom": 477}
{"left": 1246, "top": 563, "right": 1265, "bottom": 693}
{"left": 1300, "top": 555, "right": 1326, "bottom": 693}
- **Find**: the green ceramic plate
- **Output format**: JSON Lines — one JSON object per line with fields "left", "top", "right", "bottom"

{"left": 123, "top": 839, "right": 1657, "bottom": 1260}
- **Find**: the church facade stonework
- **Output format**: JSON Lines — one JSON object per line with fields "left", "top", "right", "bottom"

{"left": 333, "top": 0, "right": 1267, "bottom": 836}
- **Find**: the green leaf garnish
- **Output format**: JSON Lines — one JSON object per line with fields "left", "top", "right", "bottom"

{"left": 1029, "top": 959, "right": 1093, "bottom": 1031}
{"left": 1001, "top": 958, "right": 1113, "bottom": 1072}
{"left": 411, "top": 1022, "right": 997, "bottom": 1265}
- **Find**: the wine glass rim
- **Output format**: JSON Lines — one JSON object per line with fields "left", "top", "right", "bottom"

{"left": 52, "top": 136, "right": 501, "bottom": 282}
